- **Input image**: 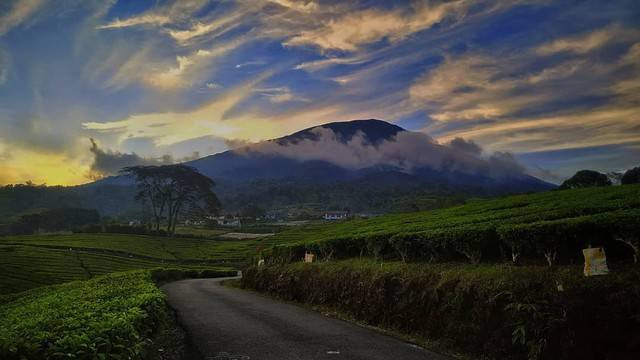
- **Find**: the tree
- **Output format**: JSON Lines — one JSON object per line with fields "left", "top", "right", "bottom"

{"left": 621, "top": 167, "right": 640, "bottom": 185}
{"left": 559, "top": 170, "right": 611, "bottom": 190}
{"left": 121, "top": 165, "right": 221, "bottom": 235}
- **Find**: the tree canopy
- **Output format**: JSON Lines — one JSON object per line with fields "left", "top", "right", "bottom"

{"left": 121, "top": 165, "right": 221, "bottom": 234}
{"left": 559, "top": 170, "right": 611, "bottom": 190}
{"left": 621, "top": 167, "right": 640, "bottom": 185}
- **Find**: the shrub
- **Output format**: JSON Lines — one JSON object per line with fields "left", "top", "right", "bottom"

{"left": 0, "top": 268, "right": 236, "bottom": 360}
{"left": 559, "top": 170, "right": 611, "bottom": 190}
{"left": 621, "top": 167, "right": 640, "bottom": 185}
{"left": 242, "top": 260, "right": 640, "bottom": 360}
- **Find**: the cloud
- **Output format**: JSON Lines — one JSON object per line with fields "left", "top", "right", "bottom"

{"left": 168, "top": 10, "right": 247, "bottom": 43}
{"left": 448, "top": 137, "right": 482, "bottom": 155}
{"left": 409, "top": 24, "right": 640, "bottom": 156}
{"left": 0, "top": 0, "right": 43, "bottom": 36}
{"left": 284, "top": 1, "right": 468, "bottom": 51}
{"left": 88, "top": 138, "right": 157, "bottom": 179}
{"left": 96, "top": 0, "right": 209, "bottom": 30}
{"left": 268, "top": 0, "right": 318, "bottom": 13}
{"left": 255, "top": 86, "right": 308, "bottom": 103}
{"left": 82, "top": 71, "right": 275, "bottom": 146}
{"left": 87, "top": 138, "right": 203, "bottom": 180}
{"left": 235, "top": 126, "right": 525, "bottom": 178}
{"left": 96, "top": 14, "right": 172, "bottom": 30}
{"left": 235, "top": 60, "right": 266, "bottom": 69}
{"left": 536, "top": 25, "right": 637, "bottom": 55}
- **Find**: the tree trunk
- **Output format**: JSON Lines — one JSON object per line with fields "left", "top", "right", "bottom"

{"left": 511, "top": 245, "right": 520, "bottom": 265}
{"left": 544, "top": 249, "right": 556, "bottom": 267}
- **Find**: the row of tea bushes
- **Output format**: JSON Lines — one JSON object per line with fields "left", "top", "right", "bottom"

{"left": 242, "top": 259, "right": 640, "bottom": 359}
{"left": 265, "top": 209, "right": 640, "bottom": 265}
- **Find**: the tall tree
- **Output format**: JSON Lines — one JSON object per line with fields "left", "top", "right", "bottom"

{"left": 121, "top": 165, "right": 221, "bottom": 234}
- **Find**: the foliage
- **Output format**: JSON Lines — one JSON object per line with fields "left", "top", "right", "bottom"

{"left": 121, "top": 165, "right": 220, "bottom": 234}
{"left": 1, "top": 232, "right": 279, "bottom": 262}
{"left": 0, "top": 243, "right": 234, "bottom": 294}
{"left": 265, "top": 185, "right": 640, "bottom": 265}
{"left": 0, "top": 268, "right": 234, "bottom": 359}
{"left": 559, "top": 170, "right": 612, "bottom": 190}
{"left": 621, "top": 166, "right": 640, "bottom": 185}
{"left": 242, "top": 259, "right": 640, "bottom": 359}
{"left": 2, "top": 208, "right": 100, "bottom": 235}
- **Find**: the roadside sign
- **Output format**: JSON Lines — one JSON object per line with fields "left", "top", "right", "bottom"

{"left": 304, "top": 252, "right": 315, "bottom": 263}
{"left": 583, "top": 247, "right": 609, "bottom": 276}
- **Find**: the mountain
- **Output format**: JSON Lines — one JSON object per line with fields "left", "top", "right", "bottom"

{"left": 79, "top": 119, "right": 553, "bottom": 215}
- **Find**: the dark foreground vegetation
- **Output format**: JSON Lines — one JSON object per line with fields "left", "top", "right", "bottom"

{"left": 0, "top": 268, "right": 235, "bottom": 360}
{"left": 242, "top": 185, "right": 640, "bottom": 359}
{"left": 243, "top": 260, "right": 640, "bottom": 359}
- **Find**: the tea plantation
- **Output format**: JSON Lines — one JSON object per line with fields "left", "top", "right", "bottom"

{"left": 0, "top": 244, "right": 233, "bottom": 294}
{"left": 0, "top": 232, "right": 276, "bottom": 293}
{"left": 243, "top": 185, "right": 640, "bottom": 358}
{"left": 266, "top": 184, "right": 640, "bottom": 265}
{"left": 1, "top": 233, "right": 277, "bottom": 262}
{"left": 0, "top": 269, "right": 235, "bottom": 359}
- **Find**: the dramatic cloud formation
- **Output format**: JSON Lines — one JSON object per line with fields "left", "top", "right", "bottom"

{"left": 0, "top": 0, "right": 639, "bottom": 185}
{"left": 88, "top": 139, "right": 202, "bottom": 179}
{"left": 284, "top": 1, "right": 468, "bottom": 51}
{"left": 235, "top": 127, "right": 525, "bottom": 178}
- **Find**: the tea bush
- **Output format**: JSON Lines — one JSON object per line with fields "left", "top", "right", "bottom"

{"left": 265, "top": 185, "right": 640, "bottom": 265}
{"left": 0, "top": 268, "right": 235, "bottom": 359}
{"left": 242, "top": 260, "right": 640, "bottom": 359}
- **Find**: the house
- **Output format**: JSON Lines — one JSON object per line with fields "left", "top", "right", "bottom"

{"left": 184, "top": 219, "right": 206, "bottom": 226}
{"left": 208, "top": 215, "right": 242, "bottom": 227}
{"left": 323, "top": 211, "right": 349, "bottom": 220}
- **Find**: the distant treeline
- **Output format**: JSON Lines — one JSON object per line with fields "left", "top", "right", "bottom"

{"left": 0, "top": 208, "right": 100, "bottom": 235}
{"left": 0, "top": 183, "right": 140, "bottom": 219}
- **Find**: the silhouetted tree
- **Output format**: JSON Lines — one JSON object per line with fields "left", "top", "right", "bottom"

{"left": 122, "top": 165, "right": 220, "bottom": 234}
{"left": 559, "top": 170, "right": 612, "bottom": 190}
{"left": 621, "top": 167, "right": 640, "bottom": 185}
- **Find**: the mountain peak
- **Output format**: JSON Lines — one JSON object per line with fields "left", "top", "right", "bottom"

{"left": 277, "top": 119, "right": 405, "bottom": 146}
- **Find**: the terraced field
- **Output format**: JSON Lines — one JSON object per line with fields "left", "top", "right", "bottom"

{"left": 1, "top": 233, "right": 277, "bottom": 261}
{"left": 0, "top": 244, "right": 230, "bottom": 293}
{"left": 0, "top": 232, "right": 271, "bottom": 294}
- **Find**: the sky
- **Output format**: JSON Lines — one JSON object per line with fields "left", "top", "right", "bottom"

{"left": 0, "top": 0, "right": 638, "bottom": 185}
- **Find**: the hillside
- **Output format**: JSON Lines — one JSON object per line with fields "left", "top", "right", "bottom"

{"left": 244, "top": 185, "right": 640, "bottom": 359}
{"left": 266, "top": 184, "right": 640, "bottom": 264}
{"left": 20, "top": 119, "right": 549, "bottom": 216}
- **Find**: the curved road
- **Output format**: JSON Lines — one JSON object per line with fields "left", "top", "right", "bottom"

{"left": 162, "top": 277, "right": 448, "bottom": 360}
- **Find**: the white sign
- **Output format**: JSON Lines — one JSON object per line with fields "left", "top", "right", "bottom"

{"left": 583, "top": 247, "right": 609, "bottom": 276}
{"left": 304, "top": 252, "right": 315, "bottom": 263}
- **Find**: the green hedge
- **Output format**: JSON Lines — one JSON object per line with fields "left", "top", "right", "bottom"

{"left": 265, "top": 209, "right": 640, "bottom": 265}
{"left": 0, "top": 268, "right": 236, "bottom": 359}
{"left": 242, "top": 260, "right": 640, "bottom": 359}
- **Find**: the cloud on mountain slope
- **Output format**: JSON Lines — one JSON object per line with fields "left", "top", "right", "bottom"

{"left": 233, "top": 127, "right": 526, "bottom": 178}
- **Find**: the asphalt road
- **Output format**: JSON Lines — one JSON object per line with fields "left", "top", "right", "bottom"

{"left": 162, "top": 277, "right": 449, "bottom": 360}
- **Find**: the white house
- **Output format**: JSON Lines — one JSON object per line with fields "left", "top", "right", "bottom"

{"left": 208, "top": 215, "right": 242, "bottom": 227}
{"left": 323, "top": 211, "right": 349, "bottom": 220}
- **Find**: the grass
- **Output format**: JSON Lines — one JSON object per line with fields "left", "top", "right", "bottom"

{"left": 0, "top": 268, "right": 234, "bottom": 359}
